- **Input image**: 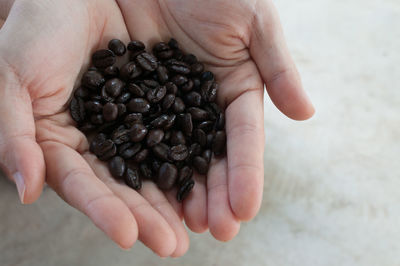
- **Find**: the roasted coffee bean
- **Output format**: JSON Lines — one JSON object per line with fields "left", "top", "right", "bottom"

{"left": 116, "top": 92, "right": 131, "bottom": 104}
{"left": 157, "top": 163, "right": 178, "bottom": 190}
{"left": 82, "top": 70, "right": 105, "bottom": 90}
{"left": 130, "top": 123, "right": 148, "bottom": 142}
{"left": 79, "top": 122, "right": 96, "bottom": 132}
{"left": 146, "top": 129, "right": 164, "bottom": 147}
{"left": 120, "top": 62, "right": 142, "bottom": 80}
{"left": 193, "top": 129, "right": 207, "bottom": 147}
{"left": 90, "top": 133, "right": 107, "bottom": 154}
{"left": 136, "top": 52, "right": 158, "bottom": 71}
{"left": 179, "top": 113, "right": 193, "bottom": 136}
{"left": 97, "top": 140, "right": 117, "bottom": 161}
{"left": 153, "top": 42, "right": 169, "bottom": 53}
{"left": 170, "top": 131, "right": 186, "bottom": 145}
{"left": 152, "top": 143, "right": 170, "bottom": 161}
{"left": 108, "top": 156, "right": 126, "bottom": 178}
{"left": 156, "top": 65, "right": 169, "bottom": 84}
{"left": 108, "top": 39, "right": 126, "bottom": 56}
{"left": 103, "top": 103, "right": 119, "bottom": 122}
{"left": 206, "top": 133, "right": 215, "bottom": 148}
{"left": 90, "top": 93, "right": 102, "bottom": 101}
{"left": 178, "top": 166, "right": 193, "bottom": 186}
{"left": 132, "top": 148, "right": 149, "bottom": 163}
{"left": 127, "top": 83, "right": 145, "bottom": 97}
{"left": 197, "top": 120, "right": 214, "bottom": 133}
{"left": 74, "top": 87, "right": 89, "bottom": 99}
{"left": 166, "top": 82, "right": 178, "bottom": 94}
{"left": 177, "top": 179, "right": 195, "bottom": 202}
{"left": 70, "top": 97, "right": 86, "bottom": 123}
{"left": 202, "top": 149, "right": 212, "bottom": 163}
{"left": 183, "top": 54, "right": 198, "bottom": 65}
{"left": 152, "top": 159, "right": 162, "bottom": 173}
{"left": 169, "top": 144, "right": 188, "bottom": 161}
{"left": 124, "top": 167, "right": 142, "bottom": 190}
{"left": 147, "top": 104, "right": 163, "bottom": 120}
{"left": 188, "top": 107, "right": 209, "bottom": 121}
{"left": 140, "top": 163, "right": 153, "bottom": 179}
{"left": 193, "top": 156, "right": 209, "bottom": 175}
{"left": 187, "top": 143, "right": 202, "bottom": 161}
{"left": 213, "top": 131, "right": 226, "bottom": 156}
{"left": 193, "top": 78, "right": 201, "bottom": 89}
{"left": 163, "top": 130, "right": 171, "bottom": 141}
{"left": 128, "top": 98, "right": 151, "bottom": 113}
{"left": 127, "top": 40, "right": 145, "bottom": 51}
{"left": 163, "top": 114, "right": 176, "bottom": 131}
{"left": 101, "top": 85, "right": 114, "bottom": 102}
{"left": 181, "top": 79, "right": 194, "bottom": 92}
{"left": 150, "top": 114, "right": 169, "bottom": 128}
{"left": 173, "top": 49, "right": 184, "bottom": 60}
{"left": 172, "top": 97, "right": 185, "bottom": 113}
{"left": 168, "top": 38, "right": 179, "bottom": 49}
{"left": 144, "top": 79, "right": 160, "bottom": 88}
{"left": 215, "top": 113, "right": 225, "bottom": 130}
{"left": 153, "top": 42, "right": 174, "bottom": 59}
{"left": 117, "top": 103, "right": 126, "bottom": 117}
{"left": 103, "top": 65, "right": 119, "bottom": 77}
{"left": 184, "top": 92, "right": 202, "bottom": 107}
{"left": 201, "top": 81, "right": 218, "bottom": 102}
{"left": 139, "top": 83, "right": 151, "bottom": 94}
{"left": 162, "top": 94, "right": 175, "bottom": 110}
{"left": 105, "top": 78, "right": 124, "bottom": 98}
{"left": 146, "top": 86, "right": 167, "bottom": 103}
{"left": 190, "top": 63, "right": 204, "bottom": 75}
{"left": 90, "top": 114, "right": 104, "bottom": 125}
{"left": 85, "top": 100, "right": 103, "bottom": 113}
{"left": 201, "top": 71, "right": 214, "bottom": 81}
{"left": 118, "top": 143, "right": 141, "bottom": 159}
{"left": 124, "top": 113, "right": 143, "bottom": 126}
{"left": 167, "top": 60, "right": 191, "bottom": 75}
{"left": 92, "top": 49, "right": 116, "bottom": 68}
{"left": 171, "top": 75, "right": 188, "bottom": 86}
{"left": 111, "top": 126, "right": 130, "bottom": 145}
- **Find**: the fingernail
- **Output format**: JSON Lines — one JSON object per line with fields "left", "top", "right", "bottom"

{"left": 118, "top": 243, "right": 131, "bottom": 251}
{"left": 13, "top": 172, "right": 25, "bottom": 204}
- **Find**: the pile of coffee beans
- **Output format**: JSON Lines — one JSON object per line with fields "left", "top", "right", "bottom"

{"left": 69, "top": 38, "right": 226, "bottom": 202}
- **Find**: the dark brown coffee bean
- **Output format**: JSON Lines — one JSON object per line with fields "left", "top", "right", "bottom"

{"left": 178, "top": 166, "right": 193, "bottom": 186}
{"left": 193, "top": 78, "right": 201, "bottom": 89}
{"left": 190, "top": 63, "right": 204, "bottom": 75}
{"left": 177, "top": 179, "right": 195, "bottom": 202}
{"left": 120, "top": 62, "right": 143, "bottom": 80}
{"left": 74, "top": 87, "right": 89, "bottom": 99}
{"left": 201, "top": 81, "right": 218, "bottom": 102}
{"left": 85, "top": 100, "right": 102, "bottom": 113}
{"left": 124, "top": 167, "right": 142, "bottom": 190}
{"left": 169, "top": 144, "right": 188, "bottom": 161}
{"left": 163, "top": 114, "right": 176, "bottom": 131}
{"left": 146, "top": 129, "right": 164, "bottom": 147}
{"left": 116, "top": 92, "right": 131, "bottom": 104}
{"left": 179, "top": 113, "right": 193, "bottom": 136}
{"left": 213, "top": 131, "right": 226, "bottom": 156}
{"left": 188, "top": 107, "right": 209, "bottom": 121}
{"left": 148, "top": 104, "right": 163, "bottom": 120}
{"left": 170, "top": 131, "right": 186, "bottom": 145}
{"left": 118, "top": 143, "right": 141, "bottom": 159}
{"left": 202, "top": 149, "right": 212, "bottom": 163}
{"left": 70, "top": 97, "right": 86, "bottom": 123}
{"left": 108, "top": 156, "right": 126, "bottom": 178}
{"left": 139, "top": 163, "right": 153, "bottom": 179}
{"left": 184, "top": 92, "right": 202, "bottom": 107}
{"left": 103, "top": 65, "right": 119, "bottom": 77}
{"left": 111, "top": 126, "right": 130, "bottom": 145}
{"left": 157, "top": 163, "right": 178, "bottom": 190}
{"left": 152, "top": 143, "right": 170, "bottom": 161}
{"left": 172, "top": 97, "right": 185, "bottom": 113}
{"left": 193, "top": 129, "right": 207, "bottom": 147}
{"left": 167, "top": 60, "right": 191, "bottom": 75}
{"left": 206, "top": 133, "right": 215, "bottom": 148}
{"left": 163, "top": 130, "right": 171, "bottom": 141}
{"left": 117, "top": 103, "right": 126, "bottom": 117}
{"left": 193, "top": 156, "right": 209, "bottom": 175}
{"left": 162, "top": 94, "right": 175, "bottom": 110}
{"left": 153, "top": 42, "right": 174, "bottom": 59}
{"left": 173, "top": 49, "right": 184, "bottom": 60}
{"left": 108, "top": 39, "right": 126, "bottom": 56}
{"left": 127, "top": 83, "right": 145, "bottom": 97}
{"left": 101, "top": 85, "right": 114, "bottom": 102}
{"left": 215, "top": 113, "right": 225, "bottom": 130}
{"left": 132, "top": 148, "right": 149, "bottom": 163}
{"left": 156, "top": 65, "right": 169, "bottom": 84}
{"left": 130, "top": 123, "right": 148, "bottom": 142}
{"left": 82, "top": 70, "right": 105, "bottom": 90}
{"left": 92, "top": 49, "right": 116, "bottom": 68}
{"left": 124, "top": 113, "right": 143, "bottom": 126}
{"left": 146, "top": 86, "right": 167, "bottom": 103}
{"left": 127, "top": 40, "right": 145, "bottom": 51}
{"left": 90, "top": 114, "right": 104, "bottom": 125}
{"left": 201, "top": 71, "right": 214, "bottom": 81}
{"left": 187, "top": 143, "right": 202, "bottom": 161}
{"left": 150, "top": 114, "right": 169, "bottom": 128}
{"left": 79, "top": 122, "right": 96, "bottom": 132}
{"left": 128, "top": 98, "right": 151, "bottom": 113}
{"left": 152, "top": 159, "right": 162, "bottom": 173}
{"left": 171, "top": 75, "right": 188, "bottom": 86}
{"left": 103, "top": 103, "right": 118, "bottom": 122}
{"left": 90, "top": 93, "right": 102, "bottom": 101}
{"left": 97, "top": 140, "right": 117, "bottom": 161}
{"left": 105, "top": 78, "right": 124, "bottom": 98}
{"left": 90, "top": 133, "right": 107, "bottom": 154}
{"left": 197, "top": 120, "right": 214, "bottom": 133}
{"left": 166, "top": 82, "right": 178, "bottom": 94}
{"left": 136, "top": 52, "right": 158, "bottom": 71}
{"left": 168, "top": 38, "right": 179, "bottom": 49}
{"left": 183, "top": 54, "right": 198, "bottom": 64}
{"left": 157, "top": 49, "right": 174, "bottom": 60}
{"left": 144, "top": 79, "right": 160, "bottom": 88}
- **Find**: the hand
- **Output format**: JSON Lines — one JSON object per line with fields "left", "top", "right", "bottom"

{"left": 116, "top": 0, "right": 314, "bottom": 240}
{"left": 0, "top": 0, "right": 189, "bottom": 257}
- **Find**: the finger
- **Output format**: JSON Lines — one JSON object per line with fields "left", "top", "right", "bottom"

{"left": 41, "top": 141, "right": 138, "bottom": 250}
{"left": 183, "top": 173, "right": 208, "bottom": 233}
{"left": 84, "top": 154, "right": 181, "bottom": 258}
{"left": 226, "top": 89, "right": 265, "bottom": 221}
{"left": 208, "top": 158, "right": 240, "bottom": 241}
{"left": 0, "top": 72, "right": 45, "bottom": 204}
{"left": 164, "top": 188, "right": 184, "bottom": 220}
{"left": 249, "top": 0, "right": 314, "bottom": 120}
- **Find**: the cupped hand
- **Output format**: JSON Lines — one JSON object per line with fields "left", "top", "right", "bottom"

{"left": 116, "top": 0, "right": 314, "bottom": 241}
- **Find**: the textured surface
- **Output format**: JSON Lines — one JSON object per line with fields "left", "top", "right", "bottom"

{"left": 1, "top": 0, "right": 400, "bottom": 265}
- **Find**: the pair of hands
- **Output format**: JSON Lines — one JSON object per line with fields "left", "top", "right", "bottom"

{"left": 0, "top": 0, "right": 314, "bottom": 257}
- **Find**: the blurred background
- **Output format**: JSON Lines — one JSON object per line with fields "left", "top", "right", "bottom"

{"left": 1, "top": 0, "right": 399, "bottom": 265}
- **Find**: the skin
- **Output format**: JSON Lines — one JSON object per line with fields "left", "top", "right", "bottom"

{"left": 0, "top": 0, "right": 314, "bottom": 258}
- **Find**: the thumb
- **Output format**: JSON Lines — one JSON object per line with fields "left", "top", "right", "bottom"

{"left": 249, "top": 0, "right": 315, "bottom": 120}
{"left": 0, "top": 66, "right": 45, "bottom": 204}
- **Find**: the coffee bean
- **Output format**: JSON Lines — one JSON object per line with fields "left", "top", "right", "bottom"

{"left": 170, "top": 131, "right": 186, "bottom": 145}
{"left": 184, "top": 92, "right": 202, "bottom": 107}
{"left": 201, "top": 71, "right": 214, "bottom": 81}
{"left": 103, "top": 65, "right": 119, "bottom": 77}
{"left": 130, "top": 123, "right": 148, "bottom": 142}
{"left": 124, "top": 167, "right": 142, "bottom": 190}
{"left": 144, "top": 79, "right": 160, "bottom": 88}
{"left": 178, "top": 166, "right": 193, "bottom": 186}
{"left": 162, "top": 94, "right": 175, "bottom": 110}
{"left": 152, "top": 159, "right": 162, "bottom": 173}
{"left": 146, "top": 86, "right": 167, "bottom": 103}
{"left": 183, "top": 54, "right": 198, "bottom": 65}
{"left": 193, "top": 129, "right": 207, "bottom": 147}
{"left": 177, "top": 179, "right": 195, "bottom": 202}
{"left": 173, "top": 49, "right": 184, "bottom": 60}
{"left": 193, "top": 156, "right": 208, "bottom": 175}
{"left": 140, "top": 163, "right": 153, "bottom": 179}
{"left": 98, "top": 140, "right": 117, "bottom": 161}
{"left": 120, "top": 62, "right": 142, "bottom": 80}
{"left": 90, "top": 133, "right": 107, "bottom": 154}
{"left": 193, "top": 78, "right": 201, "bottom": 89}
{"left": 74, "top": 87, "right": 89, "bottom": 99}
{"left": 213, "top": 131, "right": 226, "bottom": 156}
{"left": 197, "top": 120, "right": 214, "bottom": 133}
{"left": 111, "top": 126, "right": 130, "bottom": 145}
{"left": 132, "top": 148, "right": 149, "bottom": 163}
{"left": 171, "top": 75, "right": 188, "bottom": 86}
{"left": 168, "top": 38, "right": 179, "bottom": 49}
{"left": 92, "top": 49, "right": 116, "bottom": 68}
{"left": 206, "top": 133, "right": 215, "bottom": 148}
{"left": 202, "top": 149, "right": 212, "bottom": 163}
{"left": 156, "top": 65, "right": 169, "bottom": 84}
{"left": 136, "top": 52, "right": 158, "bottom": 71}
{"left": 215, "top": 113, "right": 225, "bottom": 130}
{"left": 117, "top": 104, "right": 126, "bottom": 117}
{"left": 103, "top": 103, "right": 118, "bottom": 122}
{"left": 70, "top": 97, "right": 86, "bottom": 123}
{"left": 85, "top": 100, "right": 103, "bottom": 113}
{"left": 167, "top": 60, "right": 191, "bottom": 75}
{"left": 105, "top": 78, "right": 124, "bottom": 98}
{"left": 108, "top": 39, "right": 126, "bottom": 56}
{"left": 166, "top": 82, "right": 178, "bottom": 94}
{"left": 150, "top": 114, "right": 169, "bottom": 128}
{"left": 188, "top": 107, "right": 209, "bottom": 121}
{"left": 118, "top": 143, "right": 141, "bottom": 159}
{"left": 128, "top": 98, "right": 151, "bottom": 113}
{"left": 108, "top": 156, "right": 126, "bottom": 178}
{"left": 157, "top": 163, "right": 178, "bottom": 190}
{"left": 190, "top": 63, "right": 204, "bottom": 75}
{"left": 179, "top": 113, "right": 193, "bottom": 136}
{"left": 163, "top": 114, "right": 176, "bottom": 131}
{"left": 116, "top": 92, "right": 131, "bottom": 104}
{"left": 172, "top": 97, "right": 186, "bottom": 113}
{"left": 82, "top": 70, "right": 105, "bottom": 90}
{"left": 124, "top": 113, "right": 143, "bottom": 126}
{"left": 90, "top": 114, "right": 104, "bottom": 125}
{"left": 201, "top": 81, "right": 218, "bottom": 103}
{"left": 79, "top": 122, "right": 96, "bottom": 132}
{"left": 146, "top": 129, "right": 164, "bottom": 147}
{"left": 169, "top": 144, "right": 188, "bottom": 161}
{"left": 127, "top": 40, "right": 145, "bottom": 52}
{"left": 101, "top": 85, "right": 114, "bottom": 102}
{"left": 127, "top": 83, "right": 145, "bottom": 97}
{"left": 152, "top": 143, "right": 170, "bottom": 161}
